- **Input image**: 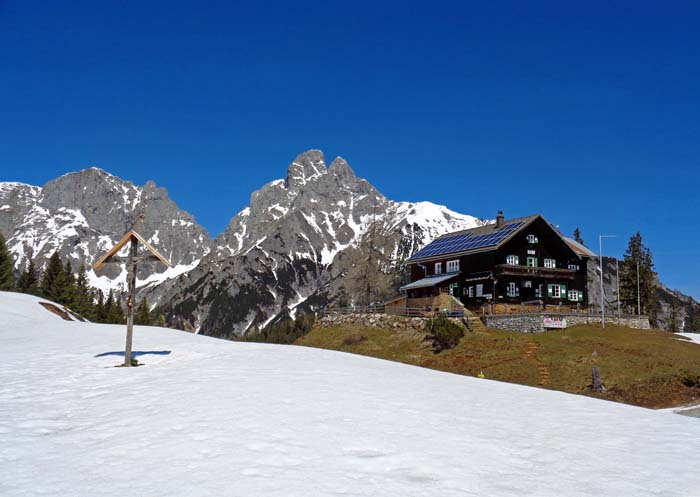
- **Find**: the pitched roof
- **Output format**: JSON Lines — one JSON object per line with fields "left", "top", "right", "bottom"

{"left": 399, "top": 273, "right": 460, "bottom": 291}
{"left": 563, "top": 237, "right": 597, "bottom": 257}
{"left": 408, "top": 214, "right": 540, "bottom": 262}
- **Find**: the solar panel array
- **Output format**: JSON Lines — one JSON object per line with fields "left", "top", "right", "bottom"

{"left": 411, "top": 222, "right": 525, "bottom": 260}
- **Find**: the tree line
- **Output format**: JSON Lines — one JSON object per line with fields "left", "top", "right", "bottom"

{"left": 575, "top": 227, "right": 700, "bottom": 331}
{"left": 0, "top": 232, "right": 163, "bottom": 326}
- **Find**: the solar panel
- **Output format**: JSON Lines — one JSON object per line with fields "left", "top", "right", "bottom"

{"left": 411, "top": 221, "right": 525, "bottom": 260}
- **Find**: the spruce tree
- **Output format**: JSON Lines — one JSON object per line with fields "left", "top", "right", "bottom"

{"left": 135, "top": 297, "right": 152, "bottom": 326}
{"left": 668, "top": 301, "right": 680, "bottom": 333}
{"left": 73, "top": 263, "right": 95, "bottom": 319}
{"left": 619, "top": 232, "right": 660, "bottom": 324}
{"left": 106, "top": 290, "right": 125, "bottom": 324}
{"left": 16, "top": 258, "right": 39, "bottom": 295}
{"left": 40, "top": 252, "right": 68, "bottom": 303}
{"left": 0, "top": 232, "right": 16, "bottom": 291}
{"left": 95, "top": 290, "right": 107, "bottom": 323}
{"left": 62, "top": 260, "right": 76, "bottom": 307}
{"left": 573, "top": 228, "right": 585, "bottom": 246}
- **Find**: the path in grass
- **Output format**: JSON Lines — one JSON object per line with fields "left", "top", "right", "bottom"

{"left": 523, "top": 340, "right": 550, "bottom": 387}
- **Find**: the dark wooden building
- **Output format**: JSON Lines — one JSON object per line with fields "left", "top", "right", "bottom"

{"left": 400, "top": 212, "right": 595, "bottom": 310}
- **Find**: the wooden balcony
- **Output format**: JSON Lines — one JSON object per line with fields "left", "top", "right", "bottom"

{"left": 494, "top": 264, "right": 576, "bottom": 280}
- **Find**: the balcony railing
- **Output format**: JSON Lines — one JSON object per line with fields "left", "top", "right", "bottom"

{"left": 494, "top": 264, "right": 576, "bottom": 279}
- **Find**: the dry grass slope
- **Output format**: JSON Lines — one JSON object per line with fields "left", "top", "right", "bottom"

{"left": 297, "top": 323, "right": 700, "bottom": 408}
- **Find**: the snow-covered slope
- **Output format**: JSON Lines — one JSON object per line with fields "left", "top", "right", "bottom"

{"left": 1, "top": 290, "right": 699, "bottom": 496}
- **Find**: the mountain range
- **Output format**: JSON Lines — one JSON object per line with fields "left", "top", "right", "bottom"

{"left": 1, "top": 149, "right": 697, "bottom": 335}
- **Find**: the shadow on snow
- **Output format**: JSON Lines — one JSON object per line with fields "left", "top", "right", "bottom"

{"left": 95, "top": 350, "right": 172, "bottom": 358}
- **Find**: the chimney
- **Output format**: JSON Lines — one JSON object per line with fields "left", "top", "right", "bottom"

{"left": 496, "top": 210, "right": 504, "bottom": 228}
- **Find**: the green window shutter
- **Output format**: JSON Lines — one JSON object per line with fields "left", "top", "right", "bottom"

{"left": 579, "top": 291, "right": 584, "bottom": 302}
{"left": 547, "top": 284, "right": 553, "bottom": 297}
{"left": 560, "top": 284, "right": 567, "bottom": 298}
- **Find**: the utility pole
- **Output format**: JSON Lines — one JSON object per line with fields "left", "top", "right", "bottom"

{"left": 637, "top": 260, "right": 641, "bottom": 316}
{"left": 599, "top": 235, "right": 616, "bottom": 329}
{"left": 616, "top": 258, "right": 621, "bottom": 323}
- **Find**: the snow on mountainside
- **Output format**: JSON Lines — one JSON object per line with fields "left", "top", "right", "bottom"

{"left": 0, "top": 168, "right": 211, "bottom": 296}
{"left": 1, "top": 290, "right": 699, "bottom": 497}
{"left": 156, "top": 150, "right": 485, "bottom": 336}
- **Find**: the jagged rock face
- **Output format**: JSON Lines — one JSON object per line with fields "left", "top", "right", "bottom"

{"left": 158, "top": 150, "right": 484, "bottom": 337}
{"left": 0, "top": 168, "right": 211, "bottom": 294}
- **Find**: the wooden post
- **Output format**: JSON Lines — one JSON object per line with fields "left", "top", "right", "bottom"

{"left": 124, "top": 236, "right": 138, "bottom": 366}
{"left": 592, "top": 366, "right": 605, "bottom": 392}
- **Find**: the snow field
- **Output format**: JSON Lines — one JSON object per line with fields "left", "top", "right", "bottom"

{"left": 1, "top": 291, "right": 699, "bottom": 496}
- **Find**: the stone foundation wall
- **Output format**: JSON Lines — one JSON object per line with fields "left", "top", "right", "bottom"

{"left": 317, "top": 313, "right": 466, "bottom": 333}
{"left": 318, "top": 312, "right": 651, "bottom": 335}
{"left": 483, "top": 313, "right": 651, "bottom": 333}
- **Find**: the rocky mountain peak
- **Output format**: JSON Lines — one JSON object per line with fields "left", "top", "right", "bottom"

{"left": 328, "top": 157, "right": 356, "bottom": 181}
{"left": 285, "top": 150, "right": 327, "bottom": 189}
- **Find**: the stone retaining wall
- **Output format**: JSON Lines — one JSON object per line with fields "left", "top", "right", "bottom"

{"left": 318, "top": 312, "right": 651, "bottom": 334}
{"left": 317, "top": 313, "right": 466, "bottom": 333}
{"left": 483, "top": 313, "right": 651, "bottom": 333}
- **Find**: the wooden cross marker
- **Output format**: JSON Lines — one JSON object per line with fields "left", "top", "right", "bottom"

{"left": 94, "top": 230, "right": 170, "bottom": 366}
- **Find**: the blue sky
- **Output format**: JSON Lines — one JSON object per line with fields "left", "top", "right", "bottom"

{"left": 1, "top": 1, "right": 699, "bottom": 298}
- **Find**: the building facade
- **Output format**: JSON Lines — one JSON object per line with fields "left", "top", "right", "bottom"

{"left": 401, "top": 212, "right": 594, "bottom": 310}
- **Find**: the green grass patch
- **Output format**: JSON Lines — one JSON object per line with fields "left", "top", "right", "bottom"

{"left": 297, "top": 323, "right": 700, "bottom": 408}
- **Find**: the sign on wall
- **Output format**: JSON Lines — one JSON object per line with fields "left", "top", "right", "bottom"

{"left": 543, "top": 317, "right": 567, "bottom": 329}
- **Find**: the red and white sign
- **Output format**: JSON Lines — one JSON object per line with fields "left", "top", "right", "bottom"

{"left": 543, "top": 317, "right": 567, "bottom": 329}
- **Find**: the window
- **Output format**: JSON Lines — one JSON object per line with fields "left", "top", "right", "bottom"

{"left": 450, "top": 283, "right": 459, "bottom": 296}
{"left": 544, "top": 258, "right": 556, "bottom": 269}
{"left": 535, "top": 284, "right": 543, "bottom": 298}
{"left": 548, "top": 284, "right": 566, "bottom": 299}
{"left": 468, "top": 286, "right": 474, "bottom": 298}
{"left": 507, "top": 282, "right": 519, "bottom": 297}
{"left": 526, "top": 257, "right": 538, "bottom": 267}
{"left": 527, "top": 234, "right": 538, "bottom": 244}
{"left": 446, "top": 260, "right": 460, "bottom": 273}
{"left": 568, "top": 264, "right": 579, "bottom": 271}
{"left": 476, "top": 284, "right": 483, "bottom": 297}
{"left": 568, "top": 290, "right": 578, "bottom": 301}
{"left": 506, "top": 255, "right": 519, "bottom": 265}
{"left": 523, "top": 280, "right": 532, "bottom": 288}
{"left": 435, "top": 263, "right": 442, "bottom": 275}
{"left": 527, "top": 249, "right": 536, "bottom": 255}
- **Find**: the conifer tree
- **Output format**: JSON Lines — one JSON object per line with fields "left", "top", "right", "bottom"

{"left": 135, "top": 297, "right": 152, "bottom": 326}
{"left": 668, "top": 301, "right": 680, "bottom": 333}
{"left": 687, "top": 306, "right": 700, "bottom": 333}
{"left": 73, "top": 263, "right": 95, "bottom": 319}
{"left": 573, "top": 228, "right": 585, "bottom": 246}
{"left": 95, "top": 290, "right": 107, "bottom": 323}
{"left": 62, "top": 260, "right": 76, "bottom": 307}
{"left": 40, "top": 252, "right": 68, "bottom": 303}
{"left": 0, "top": 232, "right": 15, "bottom": 291}
{"left": 16, "top": 258, "right": 39, "bottom": 295}
{"left": 106, "top": 290, "right": 125, "bottom": 324}
{"left": 619, "top": 232, "right": 660, "bottom": 324}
